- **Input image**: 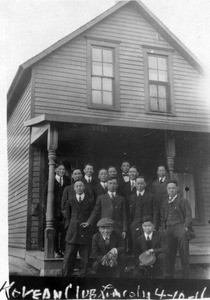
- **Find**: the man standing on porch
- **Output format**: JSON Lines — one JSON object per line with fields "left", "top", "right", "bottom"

{"left": 118, "top": 161, "right": 130, "bottom": 197}
{"left": 43, "top": 163, "right": 70, "bottom": 258}
{"left": 92, "top": 168, "right": 108, "bottom": 201}
{"left": 63, "top": 180, "right": 93, "bottom": 277}
{"left": 81, "top": 176, "right": 127, "bottom": 239}
{"left": 160, "top": 180, "right": 194, "bottom": 278}
{"left": 152, "top": 165, "right": 169, "bottom": 229}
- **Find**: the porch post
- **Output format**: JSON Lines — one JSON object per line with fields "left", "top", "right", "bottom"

{"left": 166, "top": 135, "right": 176, "bottom": 180}
{"left": 44, "top": 126, "right": 58, "bottom": 259}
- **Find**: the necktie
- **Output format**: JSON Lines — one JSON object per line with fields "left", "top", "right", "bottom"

{"left": 60, "top": 177, "right": 63, "bottom": 186}
{"left": 146, "top": 235, "right": 152, "bottom": 249}
{"left": 160, "top": 178, "right": 163, "bottom": 184}
{"left": 105, "top": 237, "right": 110, "bottom": 246}
{"left": 110, "top": 193, "right": 114, "bottom": 200}
{"left": 78, "top": 196, "right": 82, "bottom": 204}
{"left": 131, "top": 181, "right": 135, "bottom": 191}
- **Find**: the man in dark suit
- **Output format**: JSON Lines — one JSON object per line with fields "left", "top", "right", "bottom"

{"left": 123, "top": 165, "right": 139, "bottom": 199}
{"left": 151, "top": 166, "right": 169, "bottom": 229}
{"left": 63, "top": 180, "right": 93, "bottom": 277}
{"left": 117, "top": 161, "right": 130, "bottom": 197}
{"left": 160, "top": 180, "right": 194, "bottom": 278}
{"left": 43, "top": 163, "right": 70, "bottom": 258}
{"left": 82, "top": 176, "right": 127, "bottom": 239}
{"left": 129, "top": 176, "right": 158, "bottom": 251}
{"left": 134, "top": 216, "right": 170, "bottom": 278}
{"left": 61, "top": 168, "right": 92, "bottom": 218}
{"left": 83, "top": 163, "right": 98, "bottom": 187}
{"left": 92, "top": 168, "right": 108, "bottom": 203}
{"left": 92, "top": 218, "right": 126, "bottom": 277}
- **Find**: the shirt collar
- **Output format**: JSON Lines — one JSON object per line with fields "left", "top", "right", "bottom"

{"left": 108, "top": 191, "right": 116, "bottom": 197}
{"left": 55, "top": 174, "right": 63, "bottom": 183}
{"left": 85, "top": 175, "right": 92, "bottom": 182}
{"left": 76, "top": 193, "right": 85, "bottom": 201}
{"left": 144, "top": 232, "right": 153, "bottom": 240}
{"left": 168, "top": 194, "right": 177, "bottom": 203}
{"left": 159, "top": 176, "right": 166, "bottom": 182}
{"left": 137, "top": 190, "right": 145, "bottom": 196}
{"left": 100, "top": 182, "right": 107, "bottom": 187}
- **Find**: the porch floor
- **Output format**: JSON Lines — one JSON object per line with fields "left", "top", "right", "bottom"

{"left": 9, "top": 242, "right": 210, "bottom": 278}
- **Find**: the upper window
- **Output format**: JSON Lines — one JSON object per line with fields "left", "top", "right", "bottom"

{"left": 87, "top": 39, "right": 119, "bottom": 110}
{"left": 144, "top": 48, "right": 174, "bottom": 114}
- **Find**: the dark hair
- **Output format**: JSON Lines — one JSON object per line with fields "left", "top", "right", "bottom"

{"left": 157, "top": 165, "right": 167, "bottom": 171}
{"left": 74, "top": 179, "right": 85, "bottom": 185}
{"left": 72, "top": 168, "right": 82, "bottom": 173}
{"left": 167, "top": 179, "right": 178, "bottom": 186}
{"left": 121, "top": 161, "right": 130, "bottom": 166}
{"left": 142, "top": 215, "right": 153, "bottom": 224}
{"left": 84, "top": 163, "right": 94, "bottom": 169}
{"left": 98, "top": 168, "right": 108, "bottom": 174}
{"left": 55, "top": 162, "right": 65, "bottom": 168}
{"left": 107, "top": 165, "right": 117, "bottom": 171}
{"left": 107, "top": 175, "right": 118, "bottom": 182}
{"left": 129, "top": 165, "right": 138, "bottom": 171}
{"left": 136, "top": 175, "right": 146, "bottom": 182}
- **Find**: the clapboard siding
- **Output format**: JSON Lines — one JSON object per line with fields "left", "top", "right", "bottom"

{"left": 27, "top": 146, "right": 42, "bottom": 249}
{"left": 7, "top": 82, "right": 31, "bottom": 249}
{"left": 200, "top": 164, "right": 210, "bottom": 225}
{"left": 32, "top": 5, "right": 209, "bottom": 129}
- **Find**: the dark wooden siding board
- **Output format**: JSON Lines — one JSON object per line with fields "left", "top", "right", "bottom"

{"left": 201, "top": 164, "right": 210, "bottom": 224}
{"left": 8, "top": 82, "right": 31, "bottom": 249}
{"left": 32, "top": 6, "right": 209, "bottom": 128}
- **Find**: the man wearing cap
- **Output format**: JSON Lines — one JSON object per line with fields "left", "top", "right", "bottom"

{"left": 92, "top": 218, "right": 126, "bottom": 277}
{"left": 81, "top": 176, "right": 127, "bottom": 239}
{"left": 134, "top": 216, "right": 170, "bottom": 278}
{"left": 63, "top": 179, "right": 93, "bottom": 277}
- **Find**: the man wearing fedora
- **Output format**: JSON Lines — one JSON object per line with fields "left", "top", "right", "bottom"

{"left": 92, "top": 218, "right": 126, "bottom": 277}
{"left": 134, "top": 216, "right": 170, "bottom": 278}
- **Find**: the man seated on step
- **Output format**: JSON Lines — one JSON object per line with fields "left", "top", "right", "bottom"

{"left": 92, "top": 218, "right": 126, "bottom": 278}
{"left": 133, "top": 216, "right": 170, "bottom": 279}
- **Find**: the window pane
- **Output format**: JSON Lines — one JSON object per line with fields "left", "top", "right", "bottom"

{"left": 103, "top": 78, "right": 112, "bottom": 91}
{"left": 92, "top": 62, "right": 102, "bottom": 75}
{"left": 103, "top": 63, "right": 113, "bottom": 77}
{"left": 149, "top": 69, "right": 158, "bottom": 81}
{"left": 158, "top": 86, "right": 166, "bottom": 98}
{"left": 148, "top": 56, "right": 158, "bottom": 69}
{"left": 158, "top": 57, "right": 167, "bottom": 70}
{"left": 149, "top": 84, "right": 157, "bottom": 97}
{"left": 103, "top": 91, "right": 113, "bottom": 105}
{"left": 103, "top": 49, "right": 113, "bottom": 63}
{"left": 92, "top": 77, "right": 101, "bottom": 90}
{"left": 159, "top": 98, "right": 167, "bottom": 112}
{"left": 92, "top": 90, "right": 102, "bottom": 104}
{"left": 158, "top": 70, "right": 167, "bottom": 82}
{"left": 92, "top": 48, "right": 102, "bottom": 61}
{"left": 150, "top": 98, "right": 158, "bottom": 111}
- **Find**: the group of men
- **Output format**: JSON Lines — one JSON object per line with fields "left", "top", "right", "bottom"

{"left": 43, "top": 162, "right": 194, "bottom": 279}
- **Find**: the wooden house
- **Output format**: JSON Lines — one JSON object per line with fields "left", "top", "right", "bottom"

{"left": 7, "top": 0, "right": 210, "bottom": 276}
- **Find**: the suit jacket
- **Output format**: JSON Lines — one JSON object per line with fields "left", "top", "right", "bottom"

{"left": 160, "top": 195, "right": 195, "bottom": 239}
{"left": 83, "top": 177, "right": 98, "bottom": 188}
{"left": 117, "top": 174, "right": 129, "bottom": 197}
{"left": 92, "top": 231, "right": 126, "bottom": 263}
{"left": 61, "top": 182, "right": 93, "bottom": 218}
{"left": 152, "top": 178, "right": 169, "bottom": 202}
{"left": 134, "top": 231, "right": 169, "bottom": 265}
{"left": 92, "top": 183, "right": 108, "bottom": 202}
{"left": 87, "top": 193, "right": 127, "bottom": 235}
{"left": 43, "top": 176, "right": 70, "bottom": 218}
{"left": 129, "top": 191, "right": 158, "bottom": 230}
{"left": 123, "top": 181, "right": 137, "bottom": 198}
{"left": 65, "top": 195, "right": 93, "bottom": 244}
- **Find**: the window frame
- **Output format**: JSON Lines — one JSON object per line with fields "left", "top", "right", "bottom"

{"left": 87, "top": 39, "right": 120, "bottom": 111}
{"left": 143, "top": 47, "right": 175, "bottom": 115}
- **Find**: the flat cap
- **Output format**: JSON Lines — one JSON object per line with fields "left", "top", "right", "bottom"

{"left": 97, "top": 218, "right": 114, "bottom": 227}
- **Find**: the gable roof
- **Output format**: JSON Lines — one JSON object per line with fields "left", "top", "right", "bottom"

{"left": 7, "top": 0, "right": 204, "bottom": 110}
